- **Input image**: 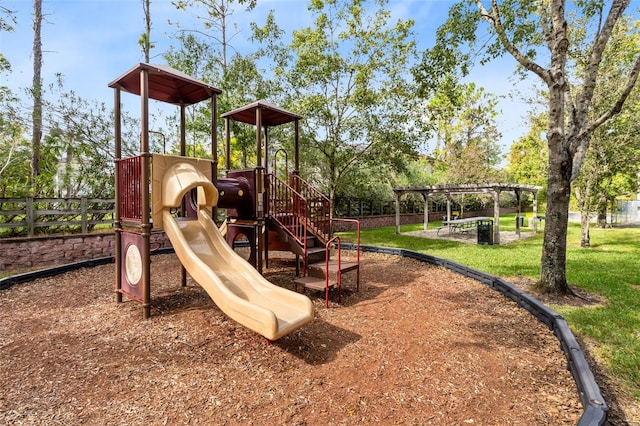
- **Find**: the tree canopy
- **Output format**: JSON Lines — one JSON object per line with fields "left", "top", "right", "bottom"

{"left": 416, "top": 0, "right": 640, "bottom": 294}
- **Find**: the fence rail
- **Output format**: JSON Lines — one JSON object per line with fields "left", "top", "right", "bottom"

{"left": 0, "top": 197, "right": 115, "bottom": 237}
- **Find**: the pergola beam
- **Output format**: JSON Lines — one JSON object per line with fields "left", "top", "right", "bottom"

{"left": 393, "top": 183, "right": 542, "bottom": 245}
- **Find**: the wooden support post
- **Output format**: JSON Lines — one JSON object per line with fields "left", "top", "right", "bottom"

{"left": 395, "top": 192, "right": 401, "bottom": 234}
{"left": 492, "top": 190, "right": 501, "bottom": 245}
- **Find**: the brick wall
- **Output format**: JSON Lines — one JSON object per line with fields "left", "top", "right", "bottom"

{"left": 0, "top": 231, "right": 171, "bottom": 273}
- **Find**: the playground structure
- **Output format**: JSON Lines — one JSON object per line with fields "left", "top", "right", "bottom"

{"left": 108, "top": 63, "right": 359, "bottom": 339}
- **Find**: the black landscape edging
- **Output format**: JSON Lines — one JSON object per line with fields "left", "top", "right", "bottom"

{"left": 0, "top": 256, "right": 114, "bottom": 290}
{"left": 346, "top": 243, "right": 608, "bottom": 426}
{"left": 2, "top": 243, "right": 608, "bottom": 425}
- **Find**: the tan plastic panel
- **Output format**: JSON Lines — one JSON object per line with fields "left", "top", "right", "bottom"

{"left": 154, "top": 154, "right": 314, "bottom": 340}
{"left": 151, "top": 154, "right": 214, "bottom": 229}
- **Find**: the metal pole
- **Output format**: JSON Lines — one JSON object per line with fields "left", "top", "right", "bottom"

{"left": 140, "top": 68, "right": 152, "bottom": 319}
{"left": 179, "top": 104, "right": 187, "bottom": 288}
{"left": 255, "top": 107, "right": 264, "bottom": 274}
{"left": 114, "top": 87, "right": 123, "bottom": 303}
{"left": 225, "top": 117, "right": 231, "bottom": 171}
{"left": 294, "top": 119, "right": 300, "bottom": 175}
{"left": 533, "top": 191, "right": 539, "bottom": 233}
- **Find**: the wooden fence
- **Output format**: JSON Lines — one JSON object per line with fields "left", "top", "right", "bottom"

{"left": 0, "top": 198, "right": 115, "bottom": 237}
{"left": 0, "top": 196, "right": 516, "bottom": 238}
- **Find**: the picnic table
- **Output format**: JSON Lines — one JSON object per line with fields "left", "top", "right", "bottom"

{"left": 437, "top": 216, "right": 492, "bottom": 236}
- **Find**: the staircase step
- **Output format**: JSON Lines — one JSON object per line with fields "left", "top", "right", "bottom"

{"left": 294, "top": 276, "right": 338, "bottom": 291}
{"left": 308, "top": 260, "right": 359, "bottom": 275}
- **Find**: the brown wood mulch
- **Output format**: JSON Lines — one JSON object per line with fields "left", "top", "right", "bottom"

{"left": 1, "top": 252, "right": 584, "bottom": 425}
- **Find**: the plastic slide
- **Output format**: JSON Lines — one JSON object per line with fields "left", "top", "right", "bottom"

{"left": 158, "top": 159, "right": 314, "bottom": 341}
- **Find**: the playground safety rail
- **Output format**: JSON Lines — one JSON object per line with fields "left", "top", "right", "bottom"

{"left": 117, "top": 155, "right": 143, "bottom": 222}
{"left": 289, "top": 173, "right": 331, "bottom": 242}
{"left": 267, "top": 174, "right": 309, "bottom": 253}
{"left": 323, "top": 235, "right": 341, "bottom": 308}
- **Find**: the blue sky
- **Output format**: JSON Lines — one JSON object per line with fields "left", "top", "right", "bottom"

{"left": 1, "top": 0, "right": 542, "bottom": 156}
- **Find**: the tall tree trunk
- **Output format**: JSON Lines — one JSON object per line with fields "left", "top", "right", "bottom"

{"left": 596, "top": 193, "right": 607, "bottom": 228}
{"left": 580, "top": 210, "right": 591, "bottom": 248}
{"left": 575, "top": 184, "right": 592, "bottom": 248}
{"left": 30, "top": 0, "right": 43, "bottom": 193}
{"left": 539, "top": 142, "right": 572, "bottom": 293}
{"left": 142, "top": 0, "right": 151, "bottom": 62}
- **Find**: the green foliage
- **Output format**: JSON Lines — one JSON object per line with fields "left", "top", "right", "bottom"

{"left": 426, "top": 79, "right": 503, "bottom": 183}
{"left": 0, "top": 86, "right": 30, "bottom": 197}
{"left": 506, "top": 113, "right": 548, "bottom": 204}
{"left": 275, "top": 0, "right": 421, "bottom": 202}
{"left": 45, "top": 83, "right": 140, "bottom": 198}
{"left": 0, "top": 5, "right": 16, "bottom": 73}
{"left": 573, "top": 16, "right": 640, "bottom": 226}
{"left": 165, "top": 3, "right": 277, "bottom": 168}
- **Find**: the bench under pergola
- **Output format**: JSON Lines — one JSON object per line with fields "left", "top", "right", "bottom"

{"left": 393, "top": 183, "right": 543, "bottom": 245}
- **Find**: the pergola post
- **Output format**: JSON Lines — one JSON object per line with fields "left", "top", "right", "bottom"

{"left": 515, "top": 189, "right": 522, "bottom": 237}
{"left": 533, "top": 191, "right": 539, "bottom": 233}
{"left": 492, "top": 190, "right": 501, "bottom": 245}
{"left": 395, "top": 191, "right": 401, "bottom": 234}
{"left": 422, "top": 193, "right": 429, "bottom": 231}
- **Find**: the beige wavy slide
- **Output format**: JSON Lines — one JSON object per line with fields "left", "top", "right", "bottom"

{"left": 154, "top": 155, "right": 314, "bottom": 341}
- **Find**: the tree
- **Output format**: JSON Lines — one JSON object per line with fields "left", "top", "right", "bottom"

{"left": 416, "top": 0, "right": 640, "bottom": 294}
{"left": 426, "top": 77, "right": 503, "bottom": 183}
{"left": 167, "top": 0, "right": 266, "bottom": 165}
{"left": 45, "top": 79, "right": 140, "bottom": 198}
{"left": 138, "top": 0, "right": 155, "bottom": 62}
{"left": 506, "top": 113, "right": 548, "bottom": 190}
{"left": 31, "top": 0, "right": 43, "bottom": 193}
{"left": 0, "top": 87, "right": 30, "bottom": 197}
{"left": 1, "top": 4, "right": 16, "bottom": 74}
{"left": 272, "top": 0, "right": 420, "bottom": 205}
{"left": 574, "top": 97, "right": 640, "bottom": 244}
{"left": 572, "top": 16, "right": 640, "bottom": 246}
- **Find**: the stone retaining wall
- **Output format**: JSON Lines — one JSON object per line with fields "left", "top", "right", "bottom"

{"left": 0, "top": 231, "right": 171, "bottom": 273}
{"left": 1, "top": 208, "right": 518, "bottom": 273}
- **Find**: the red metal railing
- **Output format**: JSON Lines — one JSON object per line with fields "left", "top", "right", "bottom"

{"left": 289, "top": 174, "right": 331, "bottom": 243}
{"left": 118, "top": 156, "right": 143, "bottom": 222}
{"left": 323, "top": 236, "right": 341, "bottom": 308}
{"left": 331, "top": 218, "right": 361, "bottom": 291}
{"left": 267, "top": 174, "right": 308, "bottom": 253}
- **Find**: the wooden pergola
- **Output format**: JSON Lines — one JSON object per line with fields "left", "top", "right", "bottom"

{"left": 393, "top": 183, "right": 542, "bottom": 245}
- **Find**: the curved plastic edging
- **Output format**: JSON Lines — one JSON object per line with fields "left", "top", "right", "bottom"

{"left": 342, "top": 243, "right": 608, "bottom": 426}
{"left": 1, "top": 243, "right": 607, "bottom": 425}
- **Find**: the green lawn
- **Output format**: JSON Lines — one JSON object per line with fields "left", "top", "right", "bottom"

{"left": 339, "top": 215, "right": 640, "bottom": 402}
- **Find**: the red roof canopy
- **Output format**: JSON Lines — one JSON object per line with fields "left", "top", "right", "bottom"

{"left": 221, "top": 100, "right": 302, "bottom": 126}
{"left": 108, "top": 63, "right": 221, "bottom": 105}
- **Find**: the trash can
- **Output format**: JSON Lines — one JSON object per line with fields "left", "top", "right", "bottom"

{"left": 477, "top": 219, "right": 494, "bottom": 245}
{"left": 516, "top": 216, "right": 525, "bottom": 227}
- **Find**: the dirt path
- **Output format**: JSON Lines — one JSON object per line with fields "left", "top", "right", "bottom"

{"left": 0, "top": 252, "right": 582, "bottom": 425}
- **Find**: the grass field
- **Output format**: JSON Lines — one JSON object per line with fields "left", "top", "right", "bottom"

{"left": 339, "top": 215, "right": 640, "bottom": 405}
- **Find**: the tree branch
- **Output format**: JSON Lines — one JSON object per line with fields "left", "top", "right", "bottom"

{"left": 476, "top": 0, "right": 551, "bottom": 84}
{"left": 575, "top": 0, "right": 631, "bottom": 126}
